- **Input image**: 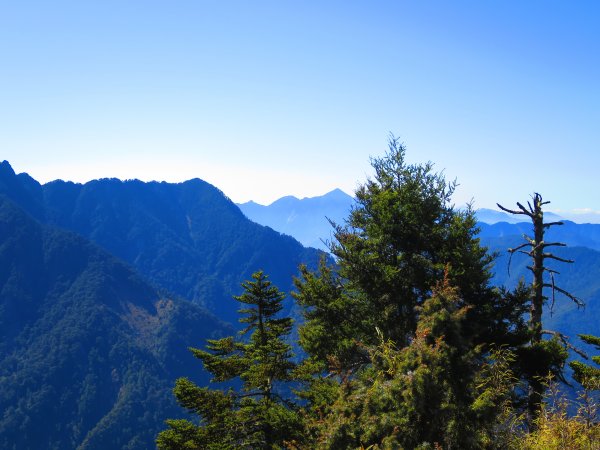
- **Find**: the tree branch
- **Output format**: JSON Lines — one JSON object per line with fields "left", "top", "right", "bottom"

{"left": 542, "top": 283, "right": 585, "bottom": 308}
{"left": 518, "top": 202, "right": 534, "bottom": 216}
{"left": 508, "top": 242, "right": 532, "bottom": 253}
{"left": 543, "top": 221, "right": 564, "bottom": 228}
{"left": 526, "top": 201, "right": 534, "bottom": 214}
{"left": 497, "top": 203, "right": 532, "bottom": 217}
{"left": 542, "top": 330, "right": 588, "bottom": 359}
{"left": 541, "top": 242, "right": 567, "bottom": 249}
{"left": 543, "top": 253, "right": 574, "bottom": 264}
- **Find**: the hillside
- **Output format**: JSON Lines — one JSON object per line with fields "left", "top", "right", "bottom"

{"left": 0, "top": 195, "right": 230, "bottom": 449}
{"left": 0, "top": 160, "right": 325, "bottom": 448}
{"left": 0, "top": 162, "right": 324, "bottom": 325}
{"left": 479, "top": 220, "right": 600, "bottom": 252}
{"left": 488, "top": 240, "right": 600, "bottom": 340}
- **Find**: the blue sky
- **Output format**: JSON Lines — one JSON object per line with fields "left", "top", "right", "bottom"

{"left": 1, "top": 1, "right": 598, "bottom": 215}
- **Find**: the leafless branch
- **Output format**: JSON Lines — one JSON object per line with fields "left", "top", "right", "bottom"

{"left": 542, "top": 330, "right": 588, "bottom": 359}
{"left": 497, "top": 203, "right": 532, "bottom": 216}
{"left": 543, "top": 253, "right": 574, "bottom": 264}
{"left": 526, "top": 201, "right": 534, "bottom": 214}
{"left": 517, "top": 202, "right": 533, "bottom": 216}
{"left": 541, "top": 242, "right": 567, "bottom": 249}
{"left": 542, "top": 283, "right": 585, "bottom": 308}
{"left": 543, "top": 221, "right": 564, "bottom": 228}
{"left": 508, "top": 242, "right": 532, "bottom": 253}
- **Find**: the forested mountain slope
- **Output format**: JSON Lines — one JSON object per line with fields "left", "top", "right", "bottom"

{"left": 487, "top": 238, "right": 600, "bottom": 342}
{"left": 0, "top": 195, "right": 230, "bottom": 449}
{"left": 0, "top": 160, "right": 325, "bottom": 448}
{"left": 0, "top": 161, "right": 323, "bottom": 324}
{"left": 479, "top": 220, "right": 600, "bottom": 252}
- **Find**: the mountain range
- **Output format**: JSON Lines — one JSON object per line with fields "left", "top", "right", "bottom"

{"left": 2, "top": 161, "right": 600, "bottom": 448}
{"left": 238, "top": 188, "right": 354, "bottom": 251}
{"left": 0, "top": 161, "right": 323, "bottom": 449}
{"left": 238, "top": 192, "right": 577, "bottom": 252}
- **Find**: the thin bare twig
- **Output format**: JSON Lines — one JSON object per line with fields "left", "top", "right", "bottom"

{"left": 542, "top": 283, "right": 585, "bottom": 308}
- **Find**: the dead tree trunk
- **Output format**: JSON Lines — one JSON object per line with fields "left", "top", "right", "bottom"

{"left": 497, "top": 193, "right": 583, "bottom": 428}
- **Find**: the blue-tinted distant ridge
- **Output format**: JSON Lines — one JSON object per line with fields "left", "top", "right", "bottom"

{"left": 238, "top": 188, "right": 355, "bottom": 251}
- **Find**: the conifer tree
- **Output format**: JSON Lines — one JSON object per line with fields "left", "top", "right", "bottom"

{"left": 157, "top": 271, "right": 300, "bottom": 449}
{"left": 301, "top": 275, "right": 508, "bottom": 449}
{"left": 293, "top": 138, "right": 528, "bottom": 447}
{"left": 570, "top": 334, "right": 600, "bottom": 390}
{"left": 294, "top": 136, "right": 501, "bottom": 373}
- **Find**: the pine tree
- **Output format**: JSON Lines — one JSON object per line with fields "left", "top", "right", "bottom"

{"left": 293, "top": 138, "right": 527, "bottom": 447}
{"left": 570, "top": 334, "right": 600, "bottom": 390}
{"left": 294, "top": 136, "right": 501, "bottom": 373}
{"left": 157, "top": 271, "right": 300, "bottom": 449}
{"left": 302, "top": 274, "right": 508, "bottom": 449}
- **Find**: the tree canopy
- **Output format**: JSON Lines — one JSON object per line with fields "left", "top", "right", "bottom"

{"left": 157, "top": 271, "right": 301, "bottom": 449}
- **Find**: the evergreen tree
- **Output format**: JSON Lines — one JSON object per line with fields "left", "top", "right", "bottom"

{"left": 157, "top": 271, "right": 300, "bottom": 449}
{"left": 293, "top": 138, "right": 528, "bottom": 447}
{"left": 570, "top": 334, "right": 600, "bottom": 390}
{"left": 301, "top": 275, "right": 509, "bottom": 449}
{"left": 294, "top": 136, "right": 502, "bottom": 373}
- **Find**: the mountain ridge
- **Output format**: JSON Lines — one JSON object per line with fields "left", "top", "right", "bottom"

{"left": 0, "top": 161, "right": 324, "bottom": 325}
{"left": 0, "top": 194, "right": 231, "bottom": 449}
{"left": 238, "top": 188, "right": 355, "bottom": 251}
{"left": 0, "top": 161, "right": 324, "bottom": 448}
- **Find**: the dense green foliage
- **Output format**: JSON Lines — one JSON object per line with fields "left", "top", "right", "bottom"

{"left": 570, "top": 334, "right": 600, "bottom": 390}
{"left": 0, "top": 195, "right": 231, "bottom": 449}
{"left": 157, "top": 272, "right": 300, "bottom": 449}
{"left": 301, "top": 278, "right": 509, "bottom": 449}
{"left": 294, "top": 139, "right": 502, "bottom": 372}
{"left": 285, "top": 138, "right": 536, "bottom": 448}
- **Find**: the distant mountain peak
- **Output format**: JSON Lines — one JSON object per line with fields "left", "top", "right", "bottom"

{"left": 237, "top": 189, "right": 355, "bottom": 251}
{"left": 0, "top": 160, "right": 18, "bottom": 181}
{"left": 323, "top": 188, "right": 353, "bottom": 199}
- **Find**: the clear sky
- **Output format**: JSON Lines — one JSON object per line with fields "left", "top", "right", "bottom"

{"left": 1, "top": 1, "right": 598, "bottom": 214}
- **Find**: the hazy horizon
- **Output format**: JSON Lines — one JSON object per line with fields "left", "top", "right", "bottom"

{"left": 6, "top": 157, "right": 600, "bottom": 224}
{"left": 2, "top": 2, "right": 598, "bottom": 211}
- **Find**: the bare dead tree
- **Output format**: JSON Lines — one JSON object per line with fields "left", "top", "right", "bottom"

{"left": 497, "top": 192, "right": 584, "bottom": 427}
